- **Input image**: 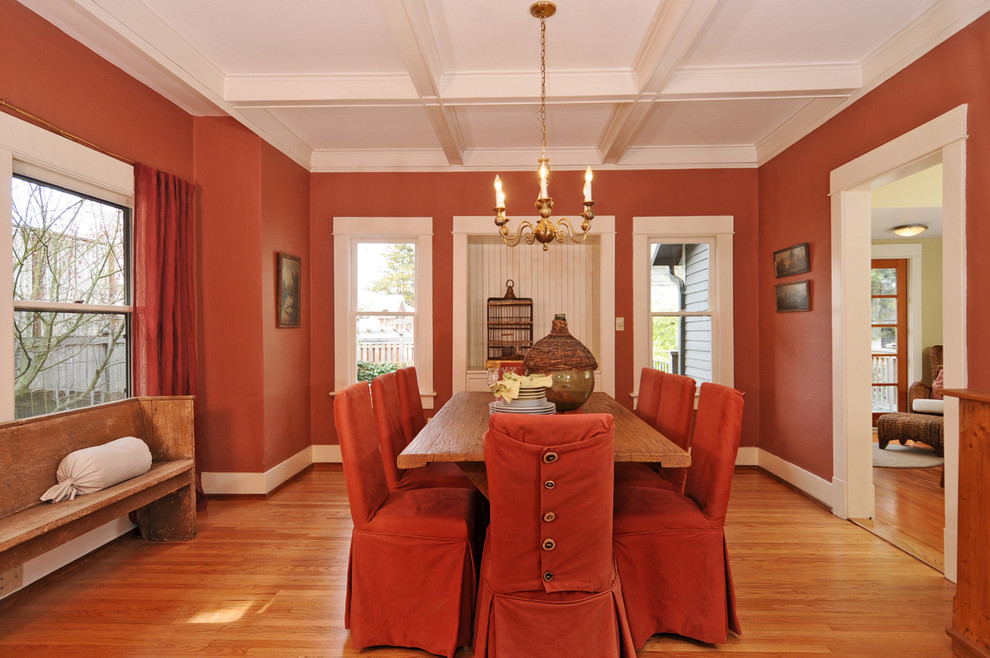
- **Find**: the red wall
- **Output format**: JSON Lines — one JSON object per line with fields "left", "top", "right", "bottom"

{"left": 757, "top": 13, "right": 990, "bottom": 479}
{"left": 309, "top": 168, "right": 761, "bottom": 448}
{"left": 193, "top": 117, "right": 266, "bottom": 473}
{"left": 261, "top": 142, "right": 312, "bottom": 468}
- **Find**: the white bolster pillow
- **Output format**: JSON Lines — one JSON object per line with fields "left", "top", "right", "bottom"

{"left": 912, "top": 398, "right": 945, "bottom": 415}
{"left": 41, "top": 436, "right": 153, "bottom": 503}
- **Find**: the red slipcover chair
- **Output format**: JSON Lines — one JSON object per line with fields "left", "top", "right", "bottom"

{"left": 334, "top": 381, "right": 482, "bottom": 657}
{"left": 474, "top": 413, "right": 637, "bottom": 658}
{"left": 396, "top": 366, "right": 427, "bottom": 441}
{"left": 370, "top": 372, "right": 473, "bottom": 491}
{"left": 613, "top": 382, "right": 744, "bottom": 647}
{"left": 617, "top": 369, "right": 696, "bottom": 491}
{"left": 634, "top": 366, "right": 663, "bottom": 426}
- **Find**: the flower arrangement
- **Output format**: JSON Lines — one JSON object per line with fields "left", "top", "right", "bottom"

{"left": 490, "top": 371, "right": 553, "bottom": 403}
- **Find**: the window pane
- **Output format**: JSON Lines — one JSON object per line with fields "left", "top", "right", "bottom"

{"left": 871, "top": 326, "right": 897, "bottom": 354}
{"left": 652, "top": 315, "right": 712, "bottom": 384}
{"left": 12, "top": 177, "right": 127, "bottom": 305}
{"left": 870, "top": 267, "right": 896, "bottom": 295}
{"left": 651, "top": 316, "right": 681, "bottom": 373}
{"left": 871, "top": 298, "right": 897, "bottom": 324}
{"left": 14, "top": 311, "right": 128, "bottom": 418}
{"left": 650, "top": 243, "right": 709, "bottom": 312}
{"left": 357, "top": 242, "right": 415, "bottom": 312}
{"left": 355, "top": 314, "right": 414, "bottom": 381}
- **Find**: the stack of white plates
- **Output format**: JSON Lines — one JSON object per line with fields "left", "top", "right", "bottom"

{"left": 490, "top": 386, "right": 555, "bottom": 415}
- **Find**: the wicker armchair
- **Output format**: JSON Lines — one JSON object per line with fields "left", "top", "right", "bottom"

{"left": 876, "top": 345, "right": 944, "bottom": 457}
{"left": 907, "top": 345, "right": 943, "bottom": 411}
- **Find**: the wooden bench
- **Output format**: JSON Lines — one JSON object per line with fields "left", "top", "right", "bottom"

{"left": 0, "top": 396, "right": 196, "bottom": 574}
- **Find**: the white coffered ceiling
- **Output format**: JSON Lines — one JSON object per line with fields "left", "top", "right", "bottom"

{"left": 19, "top": 0, "right": 990, "bottom": 172}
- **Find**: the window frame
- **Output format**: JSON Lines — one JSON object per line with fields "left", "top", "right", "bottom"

{"left": 1, "top": 112, "right": 134, "bottom": 420}
{"left": 632, "top": 216, "right": 734, "bottom": 401}
{"left": 333, "top": 217, "right": 434, "bottom": 408}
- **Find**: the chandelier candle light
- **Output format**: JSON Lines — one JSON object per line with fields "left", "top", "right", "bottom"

{"left": 493, "top": 1, "right": 596, "bottom": 251}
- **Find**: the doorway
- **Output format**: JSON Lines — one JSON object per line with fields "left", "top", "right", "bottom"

{"left": 829, "top": 105, "right": 966, "bottom": 581}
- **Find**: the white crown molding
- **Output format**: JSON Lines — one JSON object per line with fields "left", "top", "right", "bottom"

{"left": 310, "top": 144, "right": 755, "bottom": 172}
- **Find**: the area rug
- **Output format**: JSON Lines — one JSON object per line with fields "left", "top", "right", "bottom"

{"left": 873, "top": 443, "right": 944, "bottom": 469}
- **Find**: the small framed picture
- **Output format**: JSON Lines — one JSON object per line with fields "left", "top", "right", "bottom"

{"left": 773, "top": 242, "right": 810, "bottom": 277}
{"left": 775, "top": 280, "right": 811, "bottom": 312}
{"left": 277, "top": 253, "right": 301, "bottom": 328}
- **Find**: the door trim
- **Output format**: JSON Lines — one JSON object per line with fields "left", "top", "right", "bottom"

{"left": 829, "top": 104, "right": 966, "bottom": 581}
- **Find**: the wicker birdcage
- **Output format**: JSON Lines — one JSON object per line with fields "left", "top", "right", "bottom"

{"left": 486, "top": 280, "right": 533, "bottom": 362}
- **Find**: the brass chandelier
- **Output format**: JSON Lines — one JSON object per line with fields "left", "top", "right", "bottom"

{"left": 493, "top": 1, "right": 595, "bottom": 251}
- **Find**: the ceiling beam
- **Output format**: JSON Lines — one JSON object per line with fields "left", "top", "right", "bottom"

{"left": 599, "top": 0, "right": 719, "bottom": 164}
{"left": 375, "top": 0, "right": 464, "bottom": 165}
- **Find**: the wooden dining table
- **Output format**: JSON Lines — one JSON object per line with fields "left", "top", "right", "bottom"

{"left": 398, "top": 391, "right": 690, "bottom": 496}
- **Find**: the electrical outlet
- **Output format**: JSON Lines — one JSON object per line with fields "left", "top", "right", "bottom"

{"left": 0, "top": 565, "right": 23, "bottom": 597}
{"left": 615, "top": 317, "right": 624, "bottom": 331}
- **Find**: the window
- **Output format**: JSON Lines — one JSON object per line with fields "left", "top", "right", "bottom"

{"left": 633, "top": 217, "right": 734, "bottom": 396}
{"left": 649, "top": 242, "right": 713, "bottom": 381}
{"left": 333, "top": 218, "right": 434, "bottom": 407}
{"left": 11, "top": 176, "right": 131, "bottom": 418}
{"left": 1, "top": 111, "right": 135, "bottom": 421}
{"left": 354, "top": 242, "right": 416, "bottom": 381}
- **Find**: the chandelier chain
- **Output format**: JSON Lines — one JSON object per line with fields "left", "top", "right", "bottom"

{"left": 539, "top": 15, "right": 547, "bottom": 158}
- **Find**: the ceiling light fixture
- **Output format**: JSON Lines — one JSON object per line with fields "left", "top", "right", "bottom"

{"left": 493, "top": 1, "right": 595, "bottom": 251}
{"left": 890, "top": 224, "right": 929, "bottom": 237}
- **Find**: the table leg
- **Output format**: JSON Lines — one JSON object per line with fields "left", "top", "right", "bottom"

{"left": 455, "top": 462, "right": 489, "bottom": 498}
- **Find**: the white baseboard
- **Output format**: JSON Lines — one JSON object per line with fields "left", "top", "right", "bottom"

{"left": 2, "top": 516, "right": 134, "bottom": 601}
{"left": 736, "top": 446, "right": 834, "bottom": 510}
{"left": 736, "top": 446, "right": 759, "bottom": 466}
{"left": 944, "top": 529, "right": 958, "bottom": 583}
{"left": 313, "top": 444, "right": 342, "bottom": 463}
{"left": 755, "top": 448, "right": 834, "bottom": 509}
{"left": 202, "top": 446, "right": 317, "bottom": 496}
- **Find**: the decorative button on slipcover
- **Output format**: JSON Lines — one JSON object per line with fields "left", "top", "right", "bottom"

{"left": 613, "top": 382, "right": 745, "bottom": 647}
{"left": 335, "top": 382, "right": 482, "bottom": 658}
{"left": 474, "top": 413, "right": 637, "bottom": 658}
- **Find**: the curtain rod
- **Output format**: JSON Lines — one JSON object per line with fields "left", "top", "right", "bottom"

{"left": 0, "top": 98, "right": 136, "bottom": 166}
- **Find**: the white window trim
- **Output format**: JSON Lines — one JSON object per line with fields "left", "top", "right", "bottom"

{"left": 332, "top": 217, "right": 435, "bottom": 408}
{"left": 632, "top": 216, "right": 734, "bottom": 401}
{"left": 0, "top": 112, "right": 134, "bottom": 421}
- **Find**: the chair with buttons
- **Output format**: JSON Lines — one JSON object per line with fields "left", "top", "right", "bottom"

{"left": 613, "top": 382, "right": 745, "bottom": 647}
{"left": 474, "top": 413, "right": 637, "bottom": 658}
{"left": 616, "top": 369, "right": 697, "bottom": 491}
{"left": 334, "top": 381, "right": 482, "bottom": 658}
{"left": 371, "top": 372, "right": 474, "bottom": 491}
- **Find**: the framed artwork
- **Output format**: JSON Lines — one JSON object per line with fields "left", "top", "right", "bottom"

{"left": 773, "top": 242, "right": 810, "bottom": 277}
{"left": 277, "top": 253, "right": 301, "bottom": 328}
{"left": 775, "top": 280, "right": 811, "bottom": 312}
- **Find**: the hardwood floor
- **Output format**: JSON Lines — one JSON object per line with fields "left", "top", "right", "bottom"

{"left": 860, "top": 463, "right": 945, "bottom": 571}
{"left": 0, "top": 466, "right": 954, "bottom": 656}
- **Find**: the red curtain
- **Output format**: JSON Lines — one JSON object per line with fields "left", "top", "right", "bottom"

{"left": 134, "top": 164, "right": 204, "bottom": 507}
{"left": 134, "top": 164, "right": 197, "bottom": 397}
